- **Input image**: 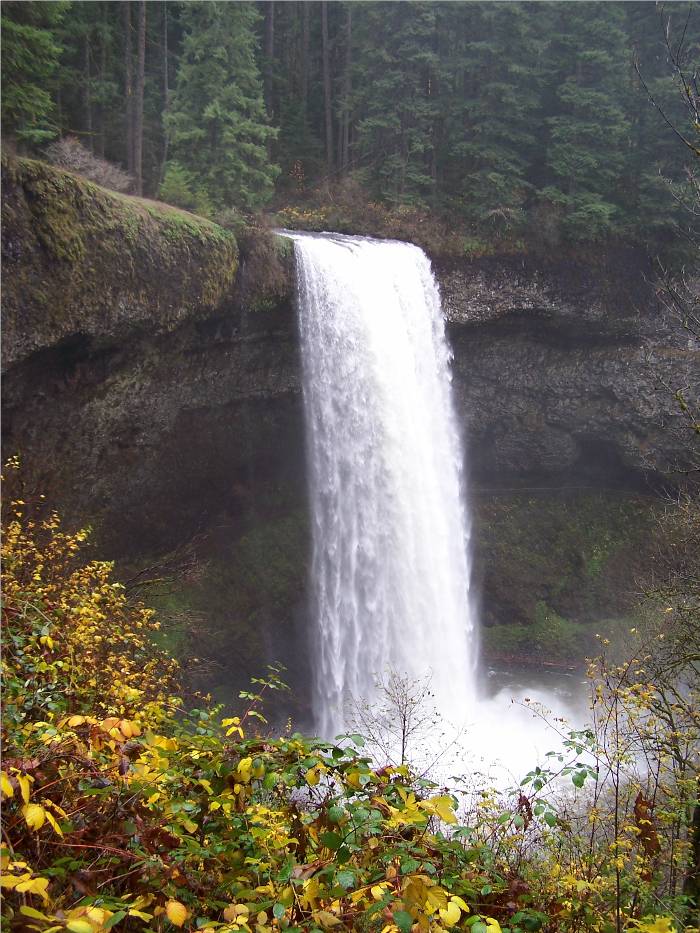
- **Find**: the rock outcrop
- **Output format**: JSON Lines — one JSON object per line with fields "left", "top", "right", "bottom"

{"left": 2, "top": 159, "right": 698, "bottom": 694}
{"left": 437, "top": 254, "right": 698, "bottom": 486}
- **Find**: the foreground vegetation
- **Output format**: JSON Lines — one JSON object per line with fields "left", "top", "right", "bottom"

{"left": 1, "top": 462, "right": 698, "bottom": 933}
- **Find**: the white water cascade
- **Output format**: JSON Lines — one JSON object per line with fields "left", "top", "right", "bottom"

{"left": 288, "top": 232, "right": 476, "bottom": 739}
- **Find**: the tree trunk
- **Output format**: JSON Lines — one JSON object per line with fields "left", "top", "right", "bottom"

{"left": 84, "top": 32, "right": 93, "bottom": 152}
{"left": 134, "top": 0, "right": 146, "bottom": 196}
{"left": 124, "top": 1, "right": 134, "bottom": 176}
{"left": 97, "top": 5, "right": 107, "bottom": 158}
{"left": 159, "top": 0, "right": 169, "bottom": 187}
{"left": 341, "top": 5, "right": 352, "bottom": 173}
{"left": 321, "top": 1, "right": 334, "bottom": 175}
{"left": 264, "top": 2, "right": 275, "bottom": 119}
{"left": 301, "top": 1, "right": 310, "bottom": 122}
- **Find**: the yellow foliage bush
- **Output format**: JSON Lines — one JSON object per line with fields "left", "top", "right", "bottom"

{"left": 1, "top": 465, "right": 695, "bottom": 933}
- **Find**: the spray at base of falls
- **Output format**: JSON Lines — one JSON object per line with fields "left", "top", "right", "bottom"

{"left": 286, "top": 231, "right": 476, "bottom": 739}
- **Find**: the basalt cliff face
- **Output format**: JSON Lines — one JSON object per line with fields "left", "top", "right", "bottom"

{"left": 2, "top": 158, "right": 301, "bottom": 557}
{"left": 438, "top": 255, "right": 698, "bottom": 487}
{"left": 3, "top": 160, "right": 698, "bottom": 693}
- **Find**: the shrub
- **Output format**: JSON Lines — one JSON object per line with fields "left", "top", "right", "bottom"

{"left": 158, "top": 161, "right": 213, "bottom": 216}
{"left": 45, "top": 136, "right": 133, "bottom": 193}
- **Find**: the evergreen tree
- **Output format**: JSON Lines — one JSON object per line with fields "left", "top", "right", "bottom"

{"left": 539, "top": 2, "right": 631, "bottom": 242}
{"left": 441, "top": 2, "right": 544, "bottom": 236}
{"left": 622, "top": 2, "right": 696, "bottom": 251}
{"left": 351, "top": 2, "right": 440, "bottom": 205}
{"left": 165, "top": 1, "right": 277, "bottom": 212}
{"left": 1, "top": 1, "right": 66, "bottom": 146}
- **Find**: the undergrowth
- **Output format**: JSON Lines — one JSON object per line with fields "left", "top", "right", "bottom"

{"left": 1, "top": 461, "right": 696, "bottom": 933}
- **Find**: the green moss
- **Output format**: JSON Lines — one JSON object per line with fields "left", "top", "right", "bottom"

{"left": 2, "top": 155, "right": 240, "bottom": 363}
{"left": 142, "top": 507, "right": 309, "bottom": 704}
{"left": 476, "top": 491, "right": 660, "bottom": 659}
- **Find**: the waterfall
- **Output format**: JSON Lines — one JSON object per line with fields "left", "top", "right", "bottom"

{"left": 287, "top": 232, "right": 476, "bottom": 739}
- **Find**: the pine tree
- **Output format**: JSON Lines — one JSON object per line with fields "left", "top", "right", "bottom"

{"left": 164, "top": 1, "right": 277, "bottom": 212}
{"left": 1, "top": 1, "right": 66, "bottom": 146}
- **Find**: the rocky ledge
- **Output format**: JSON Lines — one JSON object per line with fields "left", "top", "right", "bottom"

{"left": 2, "top": 159, "right": 698, "bottom": 548}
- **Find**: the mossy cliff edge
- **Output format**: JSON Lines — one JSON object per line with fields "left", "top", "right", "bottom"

{"left": 2, "top": 157, "right": 239, "bottom": 369}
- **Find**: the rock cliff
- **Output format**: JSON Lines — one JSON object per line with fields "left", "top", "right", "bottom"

{"left": 2, "top": 159, "right": 697, "bottom": 697}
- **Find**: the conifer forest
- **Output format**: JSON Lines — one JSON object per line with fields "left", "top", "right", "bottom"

{"left": 1, "top": 4, "right": 699, "bottom": 933}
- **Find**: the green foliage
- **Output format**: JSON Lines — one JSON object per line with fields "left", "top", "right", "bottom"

{"left": 0, "top": 1, "right": 66, "bottom": 145}
{"left": 0, "top": 486, "right": 504, "bottom": 933}
{"left": 1, "top": 0, "right": 696, "bottom": 254}
{"left": 165, "top": 1, "right": 278, "bottom": 212}
{"left": 481, "top": 602, "right": 592, "bottom": 662}
{"left": 351, "top": 3, "right": 440, "bottom": 206}
{"left": 158, "top": 161, "right": 213, "bottom": 216}
{"left": 2, "top": 470, "right": 695, "bottom": 933}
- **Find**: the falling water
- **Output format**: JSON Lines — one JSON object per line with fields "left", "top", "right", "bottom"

{"left": 288, "top": 232, "right": 476, "bottom": 739}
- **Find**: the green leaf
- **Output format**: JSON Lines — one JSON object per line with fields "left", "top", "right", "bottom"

{"left": 104, "top": 911, "right": 128, "bottom": 930}
{"left": 394, "top": 911, "right": 413, "bottom": 933}
{"left": 335, "top": 870, "right": 355, "bottom": 890}
{"left": 327, "top": 806, "right": 344, "bottom": 824}
{"left": 272, "top": 903, "right": 286, "bottom": 920}
{"left": 320, "top": 831, "right": 342, "bottom": 850}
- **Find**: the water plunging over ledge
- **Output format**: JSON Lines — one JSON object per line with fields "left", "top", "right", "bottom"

{"left": 283, "top": 231, "right": 476, "bottom": 738}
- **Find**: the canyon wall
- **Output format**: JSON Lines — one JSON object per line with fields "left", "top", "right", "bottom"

{"left": 3, "top": 159, "right": 697, "bottom": 696}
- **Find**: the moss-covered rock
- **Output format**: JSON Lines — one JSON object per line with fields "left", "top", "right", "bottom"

{"left": 474, "top": 491, "right": 660, "bottom": 663}
{"left": 1, "top": 156, "right": 239, "bottom": 368}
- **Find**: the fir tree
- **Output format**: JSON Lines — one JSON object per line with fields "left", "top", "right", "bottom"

{"left": 539, "top": 2, "right": 631, "bottom": 242}
{"left": 165, "top": 1, "right": 277, "bottom": 212}
{"left": 441, "top": 2, "right": 544, "bottom": 236}
{"left": 1, "top": 1, "right": 66, "bottom": 146}
{"left": 351, "top": 2, "right": 440, "bottom": 205}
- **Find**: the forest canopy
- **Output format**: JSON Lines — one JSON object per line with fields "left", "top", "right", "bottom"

{"left": 1, "top": 1, "right": 698, "bottom": 252}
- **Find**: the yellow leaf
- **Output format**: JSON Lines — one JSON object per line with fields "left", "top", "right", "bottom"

{"left": 223, "top": 905, "right": 249, "bottom": 922}
{"left": 18, "top": 773, "right": 32, "bottom": 804}
{"left": 422, "top": 795, "right": 457, "bottom": 825}
{"left": 44, "top": 810, "right": 64, "bottom": 837}
{"left": 23, "top": 803, "right": 46, "bottom": 831}
{"left": 1, "top": 772, "right": 14, "bottom": 798}
{"left": 101, "top": 716, "right": 120, "bottom": 730}
{"left": 20, "top": 906, "right": 50, "bottom": 921}
{"left": 313, "top": 910, "right": 342, "bottom": 929}
{"left": 236, "top": 757, "right": 253, "bottom": 782}
{"left": 166, "top": 900, "right": 188, "bottom": 927}
{"left": 371, "top": 885, "right": 386, "bottom": 901}
{"left": 305, "top": 767, "right": 320, "bottom": 786}
{"left": 439, "top": 900, "right": 461, "bottom": 926}
{"left": 485, "top": 920, "right": 503, "bottom": 932}
{"left": 67, "top": 921, "right": 94, "bottom": 933}
{"left": 425, "top": 886, "right": 448, "bottom": 913}
{"left": 16, "top": 877, "right": 50, "bottom": 903}
{"left": 67, "top": 716, "right": 87, "bottom": 727}
{"left": 450, "top": 895, "right": 470, "bottom": 913}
